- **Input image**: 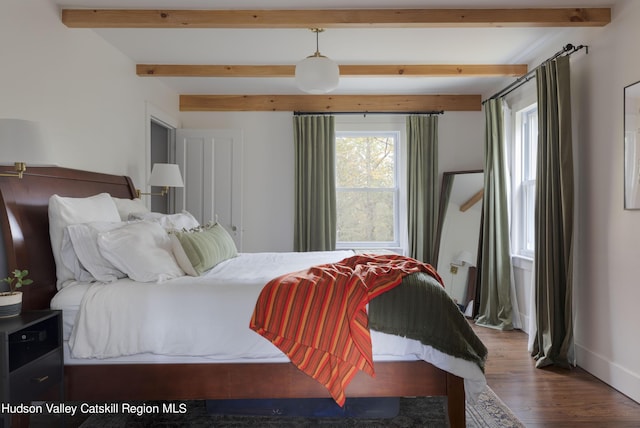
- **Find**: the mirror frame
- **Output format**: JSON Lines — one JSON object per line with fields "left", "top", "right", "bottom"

{"left": 624, "top": 80, "right": 640, "bottom": 209}
{"left": 435, "top": 169, "right": 483, "bottom": 318}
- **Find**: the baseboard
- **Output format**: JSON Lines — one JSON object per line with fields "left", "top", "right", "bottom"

{"left": 575, "top": 343, "right": 640, "bottom": 404}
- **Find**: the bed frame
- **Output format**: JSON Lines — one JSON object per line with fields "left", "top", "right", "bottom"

{"left": 0, "top": 166, "right": 465, "bottom": 427}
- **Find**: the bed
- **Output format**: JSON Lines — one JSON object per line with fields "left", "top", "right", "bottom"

{"left": 0, "top": 166, "right": 486, "bottom": 427}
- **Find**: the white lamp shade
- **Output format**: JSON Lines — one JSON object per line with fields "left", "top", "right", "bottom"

{"left": 148, "top": 163, "right": 184, "bottom": 188}
{"left": 453, "top": 250, "right": 476, "bottom": 267}
{"left": 295, "top": 55, "right": 340, "bottom": 94}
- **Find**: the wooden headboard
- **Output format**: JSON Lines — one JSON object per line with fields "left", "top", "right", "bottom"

{"left": 0, "top": 166, "right": 136, "bottom": 310}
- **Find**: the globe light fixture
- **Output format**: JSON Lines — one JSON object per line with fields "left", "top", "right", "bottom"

{"left": 295, "top": 28, "right": 339, "bottom": 94}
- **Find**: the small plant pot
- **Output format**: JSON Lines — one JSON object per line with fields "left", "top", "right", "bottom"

{"left": 0, "top": 291, "right": 22, "bottom": 318}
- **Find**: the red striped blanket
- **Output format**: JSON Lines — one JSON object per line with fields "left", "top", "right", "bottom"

{"left": 249, "top": 253, "right": 442, "bottom": 406}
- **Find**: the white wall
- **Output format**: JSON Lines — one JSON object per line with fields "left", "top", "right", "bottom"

{"left": 438, "top": 112, "right": 485, "bottom": 174}
{"left": 180, "top": 112, "right": 294, "bottom": 252}
{"left": 568, "top": 0, "right": 640, "bottom": 404}
{"left": 0, "top": 1, "right": 180, "bottom": 189}
{"left": 181, "top": 111, "right": 484, "bottom": 252}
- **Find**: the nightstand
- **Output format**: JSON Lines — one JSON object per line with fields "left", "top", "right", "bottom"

{"left": 0, "top": 310, "right": 63, "bottom": 428}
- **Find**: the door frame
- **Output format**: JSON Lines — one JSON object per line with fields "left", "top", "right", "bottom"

{"left": 144, "top": 102, "right": 180, "bottom": 211}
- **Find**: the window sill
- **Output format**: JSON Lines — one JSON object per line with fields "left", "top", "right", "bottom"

{"left": 342, "top": 247, "right": 405, "bottom": 256}
{"left": 511, "top": 254, "right": 533, "bottom": 270}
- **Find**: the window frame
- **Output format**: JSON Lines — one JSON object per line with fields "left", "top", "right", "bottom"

{"left": 334, "top": 116, "right": 407, "bottom": 252}
{"left": 512, "top": 103, "right": 538, "bottom": 259}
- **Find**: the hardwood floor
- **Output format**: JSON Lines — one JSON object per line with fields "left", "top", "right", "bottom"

{"left": 472, "top": 323, "right": 640, "bottom": 427}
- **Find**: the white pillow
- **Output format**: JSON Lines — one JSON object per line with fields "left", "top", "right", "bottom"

{"left": 111, "top": 197, "right": 149, "bottom": 221}
{"left": 66, "top": 222, "right": 128, "bottom": 283}
{"left": 97, "top": 221, "right": 184, "bottom": 283}
{"left": 128, "top": 211, "right": 199, "bottom": 231}
{"left": 60, "top": 228, "right": 95, "bottom": 283}
{"left": 49, "top": 193, "right": 121, "bottom": 289}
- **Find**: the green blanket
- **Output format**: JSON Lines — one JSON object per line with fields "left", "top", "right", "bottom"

{"left": 368, "top": 272, "right": 488, "bottom": 371}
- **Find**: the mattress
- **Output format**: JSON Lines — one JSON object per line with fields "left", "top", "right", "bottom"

{"left": 50, "top": 250, "right": 486, "bottom": 401}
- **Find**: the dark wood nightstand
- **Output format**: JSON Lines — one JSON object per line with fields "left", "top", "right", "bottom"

{"left": 0, "top": 310, "right": 63, "bottom": 427}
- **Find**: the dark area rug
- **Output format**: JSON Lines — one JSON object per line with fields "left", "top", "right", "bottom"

{"left": 32, "top": 386, "right": 523, "bottom": 427}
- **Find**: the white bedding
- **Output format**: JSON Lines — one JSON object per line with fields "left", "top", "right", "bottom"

{"left": 50, "top": 250, "right": 486, "bottom": 401}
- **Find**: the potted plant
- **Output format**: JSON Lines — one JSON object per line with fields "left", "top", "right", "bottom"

{"left": 0, "top": 269, "right": 32, "bottom": 318}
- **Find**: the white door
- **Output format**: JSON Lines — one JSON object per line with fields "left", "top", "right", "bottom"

{"left": 175, "top": 129, "right": 243, "bottom": 251}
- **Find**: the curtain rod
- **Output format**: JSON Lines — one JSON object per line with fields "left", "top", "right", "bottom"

{"left": 483, "top": 43, "right": 588, "bottom": 104}
{"left": 293, "top": 111, "right": 444, "bottom": 116}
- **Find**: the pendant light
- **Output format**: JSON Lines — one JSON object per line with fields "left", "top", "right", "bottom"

{"left": 295, "top": 28, "right": 340, "bottom": 94}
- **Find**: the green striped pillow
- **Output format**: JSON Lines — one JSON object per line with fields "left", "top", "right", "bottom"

{"left": 171, "top": 223, "right": 237, "bottom": 275}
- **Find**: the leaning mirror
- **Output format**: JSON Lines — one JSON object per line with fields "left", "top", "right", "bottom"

{"left": 625, "top": 81, "right": 640, "bottom": 209}
{"left": 435, "top": 170, "right": 483, "bottom": 317}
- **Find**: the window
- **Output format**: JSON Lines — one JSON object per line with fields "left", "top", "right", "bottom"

{"left": 335, "top": 129, "right": 402, "bottom": 249}
{"left": 513, "top": 104, "right": 538, "bottom": 257}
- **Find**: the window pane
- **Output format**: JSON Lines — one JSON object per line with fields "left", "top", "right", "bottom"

{"left": 336, "top": 134, "right": 395, "bottom": 188}
{"left": 514, "top": 104, "right": 537, "bottom": 257}
{"left": 523, "top": 109, "right": 538, "bottom": 181}
{"left": 335, "top": 130, "right": 400, "bottom": 247}
{"left": 524, "top": 181, "right": 536, "bottom": 252}
{"left": 524, "top": 108, "right": 537, "bottom": 253}
{"left": 336, "top": 190, "right": 395, "bottom": 242}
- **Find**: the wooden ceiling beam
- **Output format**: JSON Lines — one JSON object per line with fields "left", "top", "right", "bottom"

{"left": 179, "top": 94, "right": 481, "bottom": 112}
{"left": 62, "top": 8, "right": 611, "bottom": 29}
{"left": 137, "top": 64, "right": 527, "bottom": 78}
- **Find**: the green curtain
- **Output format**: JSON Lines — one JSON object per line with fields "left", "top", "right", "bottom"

{"left": 406, "top": 115, "right": 439, "bottom": 264}
{"left": 293, "top": 115, "right": 336, "bottom": 252}
{"left": 531, "top": 55, "right": 574, "bottom": 368}
{"left": 476, "top": 98, "right": 514, "bottom": 331}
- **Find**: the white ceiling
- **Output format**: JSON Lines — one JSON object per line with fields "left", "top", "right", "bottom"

{"left": 53, "top": 0, "right": 614, "bottom": 97}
